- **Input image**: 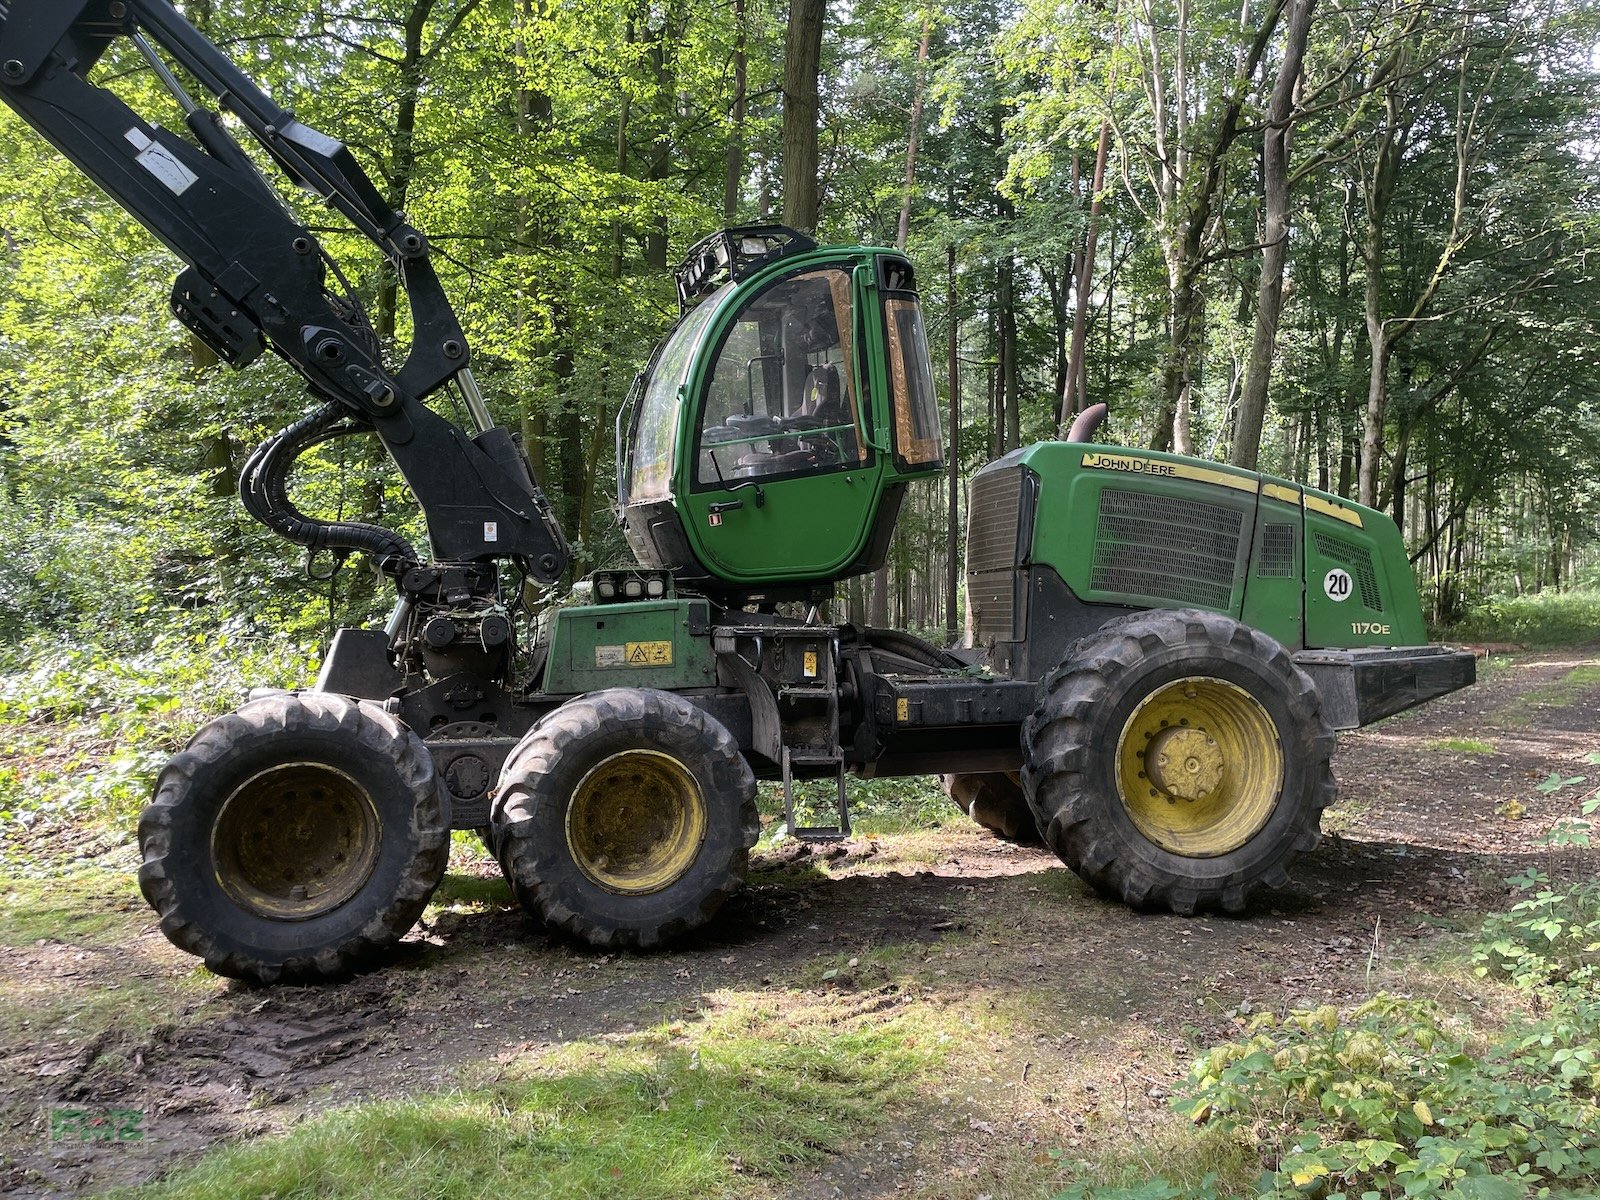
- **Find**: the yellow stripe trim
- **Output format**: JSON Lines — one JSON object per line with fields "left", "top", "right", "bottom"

{"left": 1169, "top": 461, "right": 1257, "bottom": 493}
{"left": 1303, "top": 493, "right": 1364, "bottom": 528}
{"left": 1261, "top": 483, "right": 1300, "bottom": 505}
{"left": 1078, "top": 451, "right": 1256, "bottom": 493}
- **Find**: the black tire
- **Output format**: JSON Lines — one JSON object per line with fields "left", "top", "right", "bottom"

{"left": 942, "top": 772, "right": 1042, "bottom": 843}
{"left": 138, "top": 693, "right": 451, "bottom": 983}
{"left": 1021, "top": 609, "right": 1335, "bottom": 915}
{"left": 492, "top": 688, "right": 758, "bottom": 949}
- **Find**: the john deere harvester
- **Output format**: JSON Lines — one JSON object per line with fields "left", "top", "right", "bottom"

{"left": 0, "top": 1, "right": 1474, "bottom": 982}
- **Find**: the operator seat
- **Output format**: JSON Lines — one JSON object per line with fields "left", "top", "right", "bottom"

{"left": 797, "top": 363, "right": 855, "bottom": 464}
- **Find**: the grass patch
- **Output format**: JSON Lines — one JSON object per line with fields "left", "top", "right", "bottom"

{"left": 430, "top": 871, "right": 514, "bottom": 911}
{"left": 1446, "top": 590, "right": 1600, "bottom": 649}
{"left": 122, "top": 993, "right": 947, "bottom": 1200}
{"left": 1426, "top": 737, "right": 1496, "bottom": 754}
{"left": 0, "top": 866, "right": 145, "bottom": 948}
{"left": 1047, "top": 1125, "right": 1263, "bottom": 1199}
{"left": 0, "top": 869, "right": 218, "bottom": 1045}
{"left": 0, "top": 959, "right": 211, "bottom": 1045}
{"left": 1501, "top": 663, "right": 1600, "bottom": 725}
{"left": 760, "top": 774, "right": 957, "bottom": 839}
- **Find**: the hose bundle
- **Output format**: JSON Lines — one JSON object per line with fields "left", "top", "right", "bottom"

{"left": 238, "top": 402, "right": 417, "bottom": 574}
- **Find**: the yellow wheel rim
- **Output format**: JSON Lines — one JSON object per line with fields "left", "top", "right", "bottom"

{"left": 212, "top": 763, "right": 382, "bottom": 920}
{"left": 1113, "top": 677, "right": 1283, "bottom": 857}
{"left": 567, "top": 750, "right": 708, "bottom": 894}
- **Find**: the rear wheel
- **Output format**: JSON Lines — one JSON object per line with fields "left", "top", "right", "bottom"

{"left": 492, "top": 689, "right": 758, "bottom": 949}
{"left": 942, "top": 772, "right": 1040, "bottom": 843}
{"left": 1022, "top": 609, "right": 1334, "bottom": 914}
{"left": 138, "top": 693, "right": 450, "bottom": 983}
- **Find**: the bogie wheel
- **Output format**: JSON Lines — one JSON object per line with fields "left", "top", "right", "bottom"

{"left": 942, "top": 772, "right": 1041, "bottom": 843}
{"left": 1022, "top": 609, "right": 1335, "bottom": 915}
{"left": 492, "top": 688, "right": 759, "bottom": 949}
{"left": 138, "top": 693, "right": 451, "bottom": 983}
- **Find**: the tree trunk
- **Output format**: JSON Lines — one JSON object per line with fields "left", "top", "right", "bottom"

{"left": 1231, "top": 0, "right": 1314, "bottom": 469}
{"left": 895, "top": 14, "right": 933, "bottom": 250}
{"left": 782, "top": 0, "right": 826, "bottom": 232}
{"left": 998, "top": 254, "right": 1019, "bottom": 452}
{"left": 723, "top": 0, "right": 747, "bottom": 222}
{"left": 1058, "top": 118, "right": 1110, "bottom": 434}
{"left": 945, "top": 242, "right": 961, "bottom": 644}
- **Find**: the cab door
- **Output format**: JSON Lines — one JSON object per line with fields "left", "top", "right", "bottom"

{"left": 675, "top": 262, "right": 887, "bottom": 584}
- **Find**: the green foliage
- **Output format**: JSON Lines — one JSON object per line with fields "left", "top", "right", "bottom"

{"left": 1174, "top": 991, "right": 1600, "bottom": 1196}
{"left": 1055, "top": 878, "right": 1600, "bottom": 1200}
{"left": 0, "top": 634, "right": 315, "bottom": 832}
{"left": 1445, "top": 592, "right": 1600, "bottom": 649}
{"left": 2, "top": 0, "right": 1598, "bottom": 640}
{"left": 758, "top": 772, "right": 954, "bottom": 840}
{"left": 1472, "top": 872, "right": 1600, "bottom": 999}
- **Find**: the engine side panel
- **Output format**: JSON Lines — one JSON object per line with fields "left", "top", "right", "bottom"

{"left": 968, "top": 444, "right": 1429, "bottom": 662}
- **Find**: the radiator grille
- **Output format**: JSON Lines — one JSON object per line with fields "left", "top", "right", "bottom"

{"left": 1312, "top": 531, "right": 1381, "bottom": 609}
{"left": 1258, "top": 523, "right": 1298, "bottom": 578}
{"left": 1090, "top": 489, "right": 1245, "bottom": 610}
{"left": 965, "top": 467, "right": 1025, "bottom": 642}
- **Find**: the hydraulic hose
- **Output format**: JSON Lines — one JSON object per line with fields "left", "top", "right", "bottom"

{"left": 239, "top": 402, "right": 418, "bottom": 573}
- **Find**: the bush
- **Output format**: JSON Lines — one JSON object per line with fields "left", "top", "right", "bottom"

{"left": 1054, "top": 877, "right": 1600, "bottom": 1200}
{"left": 1445, "top": 590, "right": 1600, "bottom": 648}
{"left": 0, "top": 633, "right": 316, "bottom": 831}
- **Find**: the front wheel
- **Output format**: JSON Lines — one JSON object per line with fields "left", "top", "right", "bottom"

{"left": 138, "top": 693, "right": 451, "bottom": 983}
{"left": 492, "top": 689, "right": 759, "bottom": 949}
{"left": 1022, "top": 609, "right": 1335, "bottom": 914}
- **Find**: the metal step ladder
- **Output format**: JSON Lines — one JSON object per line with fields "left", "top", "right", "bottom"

{"left": 776, "top": 634, "right": 850, "bottom": 841}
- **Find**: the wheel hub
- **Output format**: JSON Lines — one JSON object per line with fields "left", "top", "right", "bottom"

{"left": 1114, "top": 677, "right": 1284, "bottom": 857}
{"left": 567, "top": 750, "right": 708, "bottom": 895}
{"left": 1145, "top": 726, "right": 1225, "bottom": 801}
{"left": 211, "top": 763, "right": 382, "bottom": 921}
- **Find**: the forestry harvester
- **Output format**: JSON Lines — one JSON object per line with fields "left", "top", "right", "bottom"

{"left": 0, "top": 1, "right": 1475, "bottom": 982}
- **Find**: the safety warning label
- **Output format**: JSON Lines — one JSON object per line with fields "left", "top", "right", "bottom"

{"left": 625, "top": 640, "right": 674, "bottom": 666}
{"left": 594, "top": 641, "right": 674, "bottom": 668}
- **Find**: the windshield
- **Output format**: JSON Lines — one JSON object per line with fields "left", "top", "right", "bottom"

{"left": 625, "top": 287, "right": 729, "bottom": 504}
{"left": 695, "top": 266, "right": 868, "bottom": 488}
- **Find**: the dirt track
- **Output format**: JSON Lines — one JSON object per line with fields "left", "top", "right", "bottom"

{"left": 3, "top": 646, "right": 1597, "bottom": 1198}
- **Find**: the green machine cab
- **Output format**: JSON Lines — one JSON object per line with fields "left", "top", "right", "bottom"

{"left": 618, "top": 226, "right": 945, "bottom": 598}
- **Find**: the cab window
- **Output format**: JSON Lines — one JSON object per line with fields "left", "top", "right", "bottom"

{"left": 626, "top": 294, "right": 722, "bottom": 503}
{"left": 884, "top": 296, "right": 942, "bottom": 469}
{"left": 695, "top": 267, "right": 869, "bottom": 488}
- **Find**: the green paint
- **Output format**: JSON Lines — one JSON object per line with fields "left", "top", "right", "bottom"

{"left": 1005, "top": 442, "right": 1428, "bottom": 651}
{"left": 629, "top": 246, "right": 941, "bottom": 590}
{"left": 1300, "top": 488, "right": 1426, "bottom": 648}
{"left": 1239, "top": 488, "right": 1305, "bottom": 648}
{"left": 543, "top": 600, "right": 715, "bottom": 694}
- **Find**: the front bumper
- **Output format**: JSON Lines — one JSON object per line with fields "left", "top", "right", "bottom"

{"left": 1291, "top": 645, "right": 1477, "bottom": 730}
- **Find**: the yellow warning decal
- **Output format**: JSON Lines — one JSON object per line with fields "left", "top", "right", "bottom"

{"left": 1081, "top": 451, "right": 1255, "bottom": 493}
{"left": 1303, "top": 493, "right": 1363, "bottom": 528}
{"left": 895, "top": 697, "right": 909, "bottom": 722}
{"left": 803, "top": 650, "right": 818, "bottom": 678}
{"left": 625, "top": 640, "right": 674, "bottom": 666}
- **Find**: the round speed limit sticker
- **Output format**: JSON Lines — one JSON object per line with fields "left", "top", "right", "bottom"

{"left": 1323, "top": 568, "right": 1353, "bottom": 602}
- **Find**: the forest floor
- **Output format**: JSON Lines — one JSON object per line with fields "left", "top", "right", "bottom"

{"left": 1, "top": 643, "right": 1597, "bottom": 1198}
